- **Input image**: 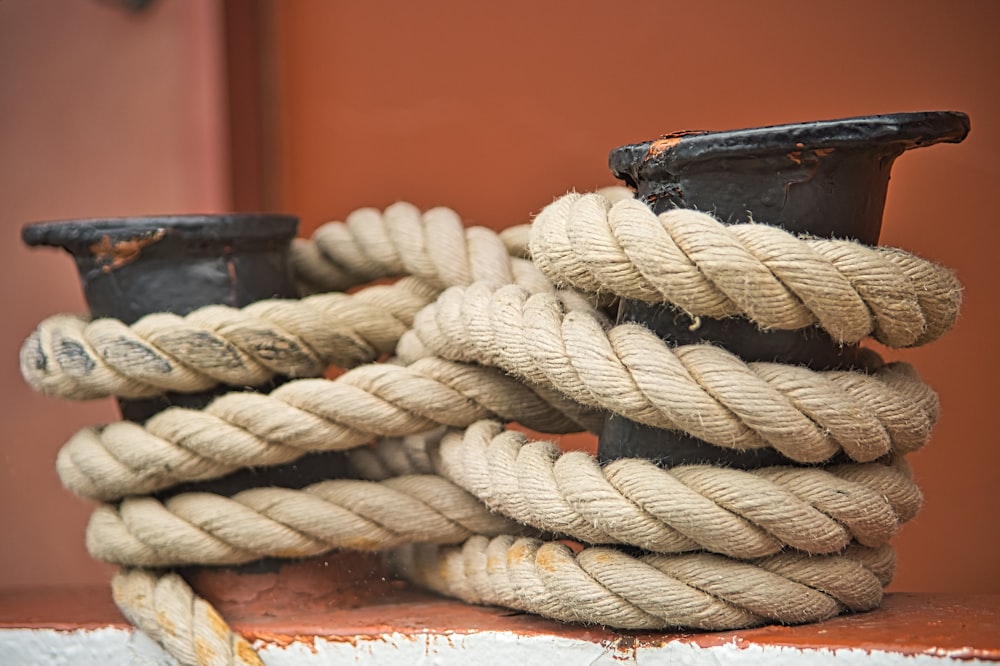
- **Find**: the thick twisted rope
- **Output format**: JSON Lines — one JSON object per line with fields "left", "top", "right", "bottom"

{"left": 530, "top": 193, "right": 961, "bottom": 347}
{"left": 400, "top": 283, "right": 939, "bottom": 463}
{"left": 112, "top": 568, "right": 263, "bottom": 666}
{"left": 20, "top": 277, "right": 440, "bottom": 400}
{"left": 26, "top": 190, "right": 960, "bottom": 665}
{"left": 89, "top": 473, "right": 531, "bottom": 567}
{"left": 391, "top": 537, "right": 895, "bottom": 630}
{"left": 57, "top": 357, "right": 601, "bottom": 501}
{"left": 84, "top": 421, "right": 920, "bottom": 566}
{"left": 291, "top": 187, "right": 632, "bottom": 294}
{"left": 391, "top": 421, "right": 922, "bottom": 557}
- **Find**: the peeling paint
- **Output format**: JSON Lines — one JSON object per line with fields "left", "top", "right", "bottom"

{"left": 3, "top": 585, "right": 996, "bottom": 664}
{"left": 788, "top": 146, "right": 835, "bottom": 166}
{"left": 89, "top": 229, "right": 165, "bottom": 273}
{"left": 645, "top": 130, "right": 708, "bottom": 158}
{"left": 2, "top": 627, "right": 996, "bottom": 665}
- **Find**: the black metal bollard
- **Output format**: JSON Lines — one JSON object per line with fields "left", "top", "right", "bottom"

{"left": 22, "top": 213, "right": 351, "bottom": 493}
{"left": 598, "top": 111, "right": 970, "bottom": 468}
{"left": 24, "top": 211, "right": 396, "bottom": 593}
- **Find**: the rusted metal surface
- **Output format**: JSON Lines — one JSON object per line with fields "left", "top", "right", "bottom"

{"left": 599, "top": 111, "right": 970, "bottom": 467}
{"left": 87, "top": 228, "right": 166, "bottom": 273}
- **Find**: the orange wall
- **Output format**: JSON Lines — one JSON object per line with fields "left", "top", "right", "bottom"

{"left": 0, "top": 1, "right": 229, "bottom": 587}
{"left": 273, "top": 0, "right": 1000, "bottom": 593}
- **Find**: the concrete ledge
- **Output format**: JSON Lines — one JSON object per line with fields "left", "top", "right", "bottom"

{"left": 1, "top": 586, "right": 997, "bottom": 664}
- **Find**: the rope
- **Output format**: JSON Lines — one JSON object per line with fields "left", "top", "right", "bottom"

{"left": 529, "top": 193, "right": 961, "bottom": 347}
{"left": 20, "top": 277, "right": 441, "bottom": 399}
{"left": 390, "top": 537, "right": 895, "bottom": 630}
{"left": 400, "top": 283, "right": 939, "bottom": 463}
{"left": 88, "top": 473, "right": 531, "bottom": 567}
{"left": 83, "top": 425, "right": 920, "bottom": 566}
{"left": 112, "top": 568, "right": 262, "bottom": 666}
{"left": 56, "top": 358, "right": 600, "bottom": 501}
{"left": 411, "top": 421, "right": 922, "bottom": 557}
{"left": 23, "top": 189, "right": 960, "bottom": 665}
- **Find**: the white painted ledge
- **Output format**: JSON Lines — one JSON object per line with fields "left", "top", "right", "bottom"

{"left": 2, "top": 626, "right": 996, "bottom": 666}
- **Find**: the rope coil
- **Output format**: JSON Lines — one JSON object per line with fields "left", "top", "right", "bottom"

{"left": 23, "top": 188, "right": 959, "bottom": 665}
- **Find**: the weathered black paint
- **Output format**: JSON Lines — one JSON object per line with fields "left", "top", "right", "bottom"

{"left": 598, "top": 111, "right": 970, "bottom": 467}
{"left": 23, "top": 214, "right": 300, "bottom": 322}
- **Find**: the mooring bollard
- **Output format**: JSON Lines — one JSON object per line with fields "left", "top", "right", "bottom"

{"left": 22, "top": 213, "right": 299, "bottom": 420}
{"left": 598, "top": 111, "right": 970, "bottom": 468}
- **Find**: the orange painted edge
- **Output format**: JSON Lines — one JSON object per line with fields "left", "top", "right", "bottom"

{"left": 1, "top": 587, "right": 996, "bottom": 659}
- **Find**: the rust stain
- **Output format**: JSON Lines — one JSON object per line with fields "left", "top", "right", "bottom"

{"left": 206, "top": 604, "right": 231, "bottom": 637}
{"left": 789, "top": 147, "right": 835, "bottom": 166}
{"left": 647, "top": 136, "right": 684, "bottom": 157}
{"left": 486, "top": 550, "right": 505, "bottom": 572}
{"left": 155, "top": 610, "right": 176, "bottom": 634}
{"left": 605, "top": 634, "right": 638, "bottom": 661}
{"left": 224, "top": 243, "right": 238, "bottom": 303}
{"left": 195, "top": 637, "right": 215, "bottom": 663}
{"left": 508, "top": 541, "right": 533, "bottom": 564}
{"left": 645, "top": 130, "right": 707, "bottom": 158}
{"left": 3, "top": 585, "right": 998, "bottom": 660}
{"left": 236, "top": 639, "right": 266, "bottom": 664}
{"left": 591, "top": 551, "right": 613, "bottom": 565}
{"left": 89, "top": 229, "right": 165, "bottom": 273}
{"left": 248, "top": 630, "right": 320, "bottom": 652}
{"left": 534, "top": 545, "right": 561, "bottom": 574}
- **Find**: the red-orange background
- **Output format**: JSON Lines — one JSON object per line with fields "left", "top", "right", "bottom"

{"left": 1, "top": 0, "right": 997, "bottom": 596}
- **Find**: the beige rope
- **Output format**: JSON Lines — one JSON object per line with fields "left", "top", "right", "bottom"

{"left": 529, "top": 193, "right": 961, "bottom": 346}
{"left": 84, "top": 422, "right": 919, "bottom": 566}
{"left": 402, "top": 283, "right": 939, "bottom": 463}
{"left": 293, "top": 188, "right": 632, "bottom": 293}
{"left": 88, "top": 473, "right": 530, "bottom": 567}
{"left": 112, "top": 568, "right": 262, "bottom": 666}
{"left": 389, "top": 536, "right": 894, "bottom": 630}
{"left": 57, "top": 358, "right": 601, "bottom": 502}
{"left": 407, "top": 421, "right": 922, "bottom": 557}
{"left": 24, "top": 190, "right": 961, "bottom": 665}
{"left": 291, "top": 201, "right": 552, "bottom": 294}
{"left": 21, "top": 277, "right": 440, "bottom": 400}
